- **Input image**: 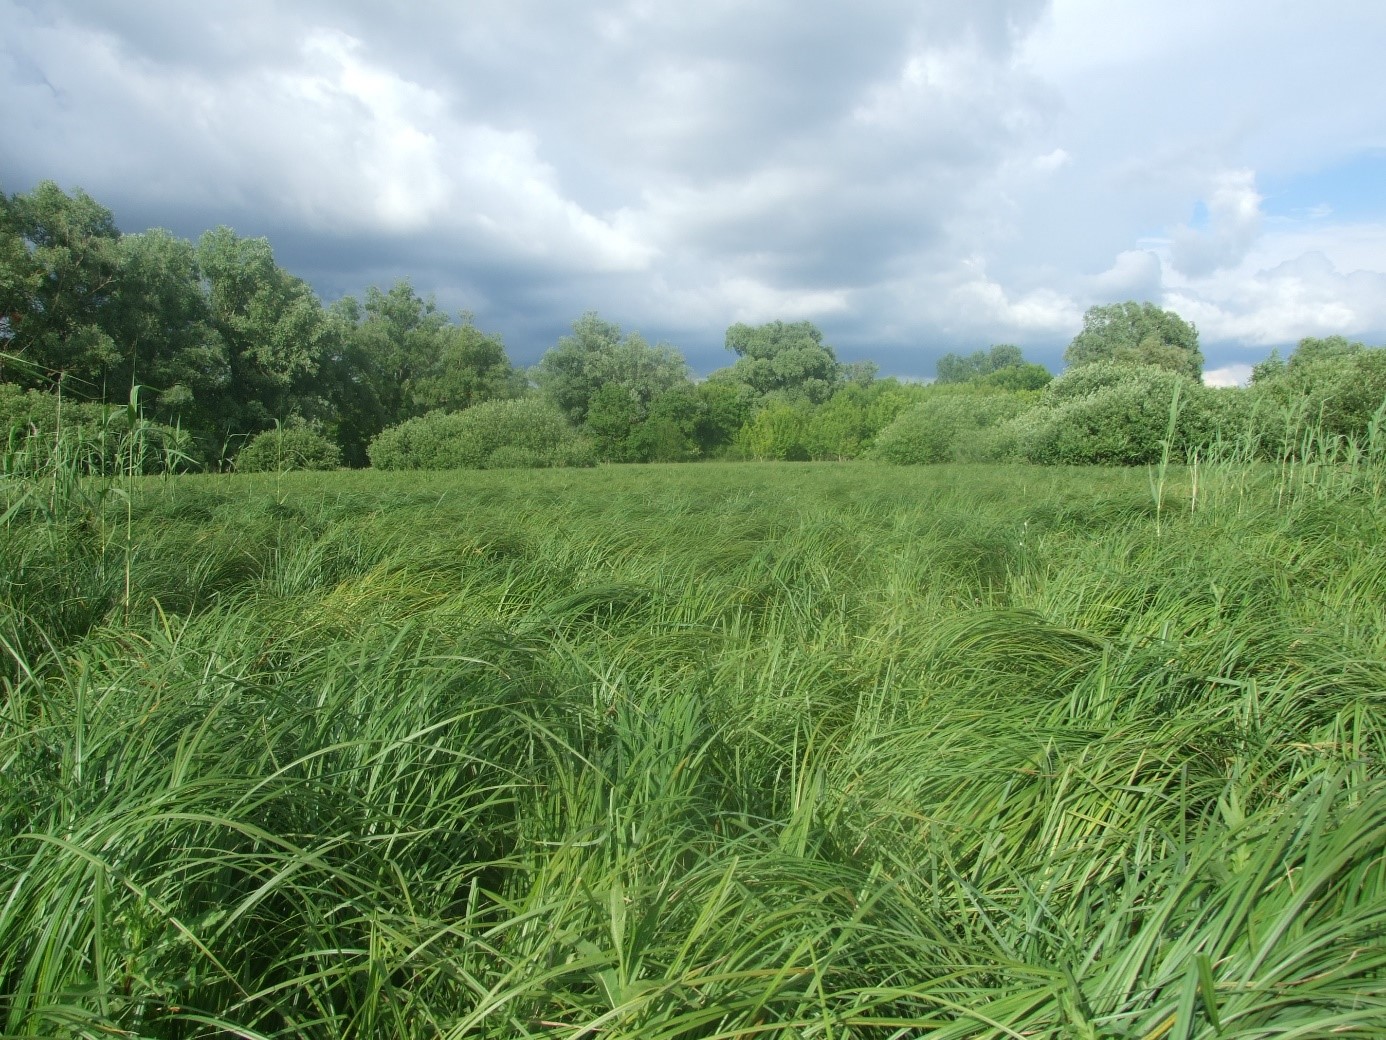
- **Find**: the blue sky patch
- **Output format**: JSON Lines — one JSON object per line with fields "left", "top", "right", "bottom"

{"left": 1262, "top": 150, "right": 1386, "bottom": 223}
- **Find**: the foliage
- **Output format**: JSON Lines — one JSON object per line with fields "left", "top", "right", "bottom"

{"left": 1005, "top": 361, "right": 1221, "bottom": 465}
{"left": 935, "top": 343, "right": 1024, "bottom": 383}
{"left": 692, "top": 375, "right": 757, "bottom": 456}
{"left": 234, "top": 423, "right": 343, "bottom": 472}
{"left": 631, "top": 383, "right": 703, "bottom": 462}
{"left": 532, "top": 312, "right": 689, "bottom": 424}
{"left": 0, "top": 181, "right": 124, "bottom": 391}
{"left": 735, "top": 398, "right": 813, "bottom": 460}
{"left": 1065, "top": 300, "right": 1204, "bottom": 379}
{"left": 722, "top": 319, "right": 842, "bottom": 403}
{"left": 367, "top": 397, "right": 594, "bottom": 470}
{"left": 1247, "top": 337, "right": 1386, "bottom": 457}
{"left": 799, "top": 378, "right": 925, "bottom": 459}
{"left": 973, "top": 361, "right": 1052, "bottom": 391}
{"left": 1, "top": 381, "right": 187, "bottom": 475}
{"left": 873, "top": 385, "right": 1035, "bottom": 464}
{"left": 195, "top": 226, "right": 334, "bottom": 438}
{"left": 107, "top": 229, "right": 228, "bottom": 431}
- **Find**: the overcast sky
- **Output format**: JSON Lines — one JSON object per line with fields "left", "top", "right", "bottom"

{"left": 4, "top": 0, "right": 1384, "bottom": 382}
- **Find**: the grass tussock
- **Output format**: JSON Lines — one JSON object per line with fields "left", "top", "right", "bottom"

{"left": 2, "top": 460, "right": 1384, "bottom": 1038}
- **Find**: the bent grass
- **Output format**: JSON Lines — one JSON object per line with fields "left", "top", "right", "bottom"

{"left": 1, "top": 456, "right": 1384, "bottom": 1037}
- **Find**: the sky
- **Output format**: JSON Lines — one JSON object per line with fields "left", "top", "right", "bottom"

{"left": 3, "top": 0, "right": 1384, "bottom": 384}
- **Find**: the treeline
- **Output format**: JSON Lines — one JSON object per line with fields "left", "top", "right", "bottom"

{"left": 3, "top": 181, "right": 1384, "bottom": 472}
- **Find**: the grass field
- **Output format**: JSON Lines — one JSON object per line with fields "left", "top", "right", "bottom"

{"left": 2, "top": 460, "right": 1384, "bottom": 1038}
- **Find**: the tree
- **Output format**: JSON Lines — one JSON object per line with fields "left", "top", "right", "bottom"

{"left": 935, "top": 344, "right": 1026, "bottom": 384}
{"left": 693, "top": 376, "right": 757, "bottom": 456}
{"left": 105, "top": 229, "right": 228, "bottom": 434}
{"left": 736, "top": 398, "right": 812, "bottom": 460}
{"left": 722, "top": 320, "right": 841, "bottom": 403}
{"left": 585, "top": 383, "right": 643, "bottom": 461}
{"left": 409, "top": 318, "right": 524, "bottom": 414}
{"left": 324, "top": 286, "right": 521, "bottom": 465}
{"left": 801, "top": 380, "right": 921, "bottom": 460}
{"left": 0, "top": 181, "right": 124, "bottom": 391}
{"left": 1011, "top": 361, "right": 1219, "bottom": 465}
{"left": 974, "top": 363, "right": 1052, "bottom": 392}
{"left": 196, "top": 226, "right": 332, "bottom": 440}
{"left": 1248, "top": 338, "right": 1386, "bottom": 453}
{"left": 873, "top": 386, "right": 1033, "bottom": 465}
{"left": 532, "top": 312, "right": 690, "bottom": 424}
{"left": 1064, "top": 302, "right": 1203, "bottom": 379}
{"left": 367, "top": 398, "right": 593, "bottom": 471}
{"left": 632, "top": 383, "right": 703, "bottom": 462}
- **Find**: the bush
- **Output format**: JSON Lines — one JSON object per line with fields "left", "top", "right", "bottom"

{"left": 368, "top": 399, "right": 594, "bottom": 470}
{"left": 1002, "top": 362, "right": 1221, "bottom": 466}
{"left": 235, "top": 425, "right": 343, "bottom": 472}
{"left": 735, "top": 400, "right": 812, "bottom": 461}
{"left": 873, "top": 388, "right": 1035, "bottom": 465}
{"left": 1, "top": 382, "right": 191, "bottom": 475}
{"left": 1246, "top": 346, "right": 1386, "bottom": 458}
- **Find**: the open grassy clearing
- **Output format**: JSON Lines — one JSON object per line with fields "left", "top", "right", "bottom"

{"left": 2, "top": 461, "right": 1384, "bottom": 1038}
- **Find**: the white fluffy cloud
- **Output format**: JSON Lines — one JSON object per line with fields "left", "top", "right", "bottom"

{"left": 1170, "top": 170, "right": 1263, "bottom": 278}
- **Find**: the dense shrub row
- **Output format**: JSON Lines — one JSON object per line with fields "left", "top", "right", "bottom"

{"left": 871, "top": 346, "right": 1386, "bottom": 467}
{"left": 366, "top": 397, "right": 595, "bottom": 470}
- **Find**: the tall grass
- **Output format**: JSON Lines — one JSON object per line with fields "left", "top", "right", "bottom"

{"left": 2, "top": 457, "right": 1383, "bottom": 1037}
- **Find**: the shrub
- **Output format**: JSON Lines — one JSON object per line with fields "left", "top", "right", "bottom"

{"left": 1246, "top": 346, "right": 1386, "bottom": 457}
{"left": 368, "top": 398, "right": 593, "bottom": 470}
{"left": 235, "top": 425, "right": 342, "bottom": 472}
{"left": 1003, "top": 362, "right": 1221, "bottom": 466}
{"left": 735, "top": 400, "right": 812, "bottom": 461}
{"left": 1, "top": 382, "right": 190, "bottom": 476}
{"left": 873, "top": 388, "right": 1034, "bottom": 465}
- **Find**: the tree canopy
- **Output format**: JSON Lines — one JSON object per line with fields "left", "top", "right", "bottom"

{"left": 531, "top": 312, "right": 689, "bottom": 424}
{"left": 1064, "top": 301, "right": 1203, "bottom": 379}
{"left": 723, "top": 320, "right": 842, "bottom": 403}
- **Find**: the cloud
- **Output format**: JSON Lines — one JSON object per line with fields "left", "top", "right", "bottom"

{"left": 3, "top": 0, "right": 1385, "bottom": 377}
{"left": 1087, "top": 250, "right": 1164, "bottom": 300}
{"left": 1170, "top": 169, "right": 1263, "bottom": 277}
{"left": 1169, "top": 250, "right": 1386, "bottom": 347}
{"left": 1203, "top": 364, "right": 1254, "bottom": 387}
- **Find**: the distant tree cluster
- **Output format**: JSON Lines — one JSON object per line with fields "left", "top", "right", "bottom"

{"left": 1, "top": 182, "right": 525, "bottom": 469}
{"left": 5, "top": 181, "right": 1382, "bottom": 473}
{"left": 870, "top": 304, "right": 1383, "bottom": 467}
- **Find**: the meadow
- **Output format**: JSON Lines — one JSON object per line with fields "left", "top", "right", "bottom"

{"left": 1, "top": 459, "right": 1383, "bottom": 1038}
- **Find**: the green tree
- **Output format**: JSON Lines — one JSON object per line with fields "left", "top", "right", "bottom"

{"left": 1007, "top": 361, "right": 1219, "bottom": 465}
{"left": 974, "top": 362, "right": 1052, "bottom": 392}
{"left": 1064, "top": 301, "right": 1203, "bottom": 379}
{"left": 936, "top": 344, "right": 1026, "bottom": 384}
{"left": 722, "top": 320, "right": 841, "bottom": 403}
{"left": 368, "top": 398, "right": 593, "bottom": 470}
{"left": 585, "top": 383, "right": 643, "bottom": 462}
{"left": 873, "top": 386, "right": 1034, "bottom": 465}
{"left": 1248, "top": 338, "right": 1386, "bottom": 454}
{"left": 631, "top": 383, "right": 703, "bottom": 462}
{"left": 0, "top": 181, "right": 123, "bottom": 391}
{"left": 532, "top": 312, "right": 690, "bottom": 424}
{"left": 235, "top": 422, "right": 343, "bottom": 472}
{"left": 196, "top": 226, "right": 331, "bottom": 440}
{"left": 105, "top": 229, "right": 228, "bottom": 436}
{"left": 409, "top": 317, "right": 524, "bottom": 414}
{"left": 693, "top": 376, "right": 757, "bottom": 457}
{"left": 736, "top": 399, "right": 813, "bottom": 460}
